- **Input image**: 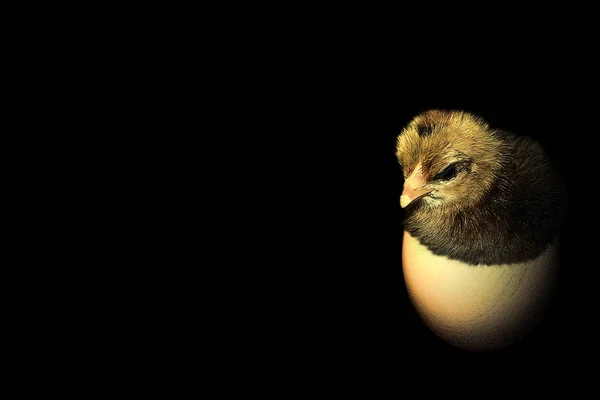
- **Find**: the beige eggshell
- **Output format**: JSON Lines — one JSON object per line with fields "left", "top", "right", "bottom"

{"left": 402, "top": 231, "right": 559, "bottom": 351}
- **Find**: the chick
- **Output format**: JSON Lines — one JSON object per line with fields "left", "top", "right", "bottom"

{"left": 396, "top": 109, "right": 567, "bottom": 266}
{"left": 396, "top": 109, "right": 568, "bottom": 351}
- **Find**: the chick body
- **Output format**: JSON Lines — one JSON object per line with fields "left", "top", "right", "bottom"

{"left": 397, "top": 110, "right": 566, "bottom": 351}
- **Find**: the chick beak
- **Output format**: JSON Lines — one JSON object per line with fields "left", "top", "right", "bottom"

{"left": 400, "top": 165, "right": 433, "bottom": 208}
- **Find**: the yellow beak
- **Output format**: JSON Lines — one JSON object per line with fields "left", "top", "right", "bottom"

{"left": 400, "top": 164, "right": 433, "bottom": 208}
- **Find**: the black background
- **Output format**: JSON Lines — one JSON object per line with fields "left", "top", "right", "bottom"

{"left": 271, "top": 63, "right": 599, "bottom": 377}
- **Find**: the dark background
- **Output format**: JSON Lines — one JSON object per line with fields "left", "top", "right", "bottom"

{"left": 275, "top": 67, "right": 599, "bottom": 375}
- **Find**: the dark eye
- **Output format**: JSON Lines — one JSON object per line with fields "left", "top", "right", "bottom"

{"left": 433, "top": 163, "right": 458, "bottom": 181}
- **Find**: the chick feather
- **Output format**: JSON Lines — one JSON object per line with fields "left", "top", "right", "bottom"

{"left": 396, "top": 110, "right": 567, "bottom": 265}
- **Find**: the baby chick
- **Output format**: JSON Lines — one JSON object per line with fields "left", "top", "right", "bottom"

{"left": 396, "top": 109, "right": 567, "bottom": 266}
{"left": 396, "top": 109, "right": 568, "bottom": 351}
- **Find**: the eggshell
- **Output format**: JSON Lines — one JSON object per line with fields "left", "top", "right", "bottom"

{"left": 402, "top": 231, "right": 559, "bottom": 351}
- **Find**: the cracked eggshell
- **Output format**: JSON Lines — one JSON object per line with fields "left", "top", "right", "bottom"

{"left": 402, "top": 231, "right": 559, "bottom": 351}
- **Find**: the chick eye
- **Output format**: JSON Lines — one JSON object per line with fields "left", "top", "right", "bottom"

{"left": 433, "top": 163, "right": 458, "bottom": 181}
